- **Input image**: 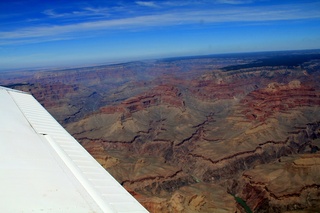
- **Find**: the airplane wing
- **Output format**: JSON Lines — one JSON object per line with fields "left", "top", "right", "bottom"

{"left": 0, "top": 86, "right": 148, "bottom": 213}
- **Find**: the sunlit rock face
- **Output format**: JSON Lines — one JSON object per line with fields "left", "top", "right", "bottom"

{"left": 2, "top": 51, "right": 320, "bottom": 212}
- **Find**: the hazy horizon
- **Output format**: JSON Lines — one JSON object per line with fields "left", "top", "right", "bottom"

{"left": 1, "top": 48, "right": 320, "bottom": 73}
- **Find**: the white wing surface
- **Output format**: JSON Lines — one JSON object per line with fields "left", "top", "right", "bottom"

{"left": 0, "top": 86, "right": 148, "bottom": 213}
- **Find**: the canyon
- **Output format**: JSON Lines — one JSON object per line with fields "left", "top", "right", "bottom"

{"left": 1, "top": 50, "right": 320, "bottom": 212}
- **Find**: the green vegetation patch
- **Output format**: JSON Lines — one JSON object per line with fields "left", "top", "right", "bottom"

{"left": 231, "top": 194, "right": 253, "bottom": 213}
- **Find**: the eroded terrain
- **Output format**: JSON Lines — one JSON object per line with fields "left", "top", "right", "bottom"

{"left": 1, "top": 50, "right": 320, "bottom": 212}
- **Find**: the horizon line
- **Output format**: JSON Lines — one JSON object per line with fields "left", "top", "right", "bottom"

{"left": 1, "top": 48, "right": 320, "bottom": 73}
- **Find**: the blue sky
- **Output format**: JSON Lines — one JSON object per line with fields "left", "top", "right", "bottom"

{"left": 1, "top": 0, "right": 320, "bottom": 70}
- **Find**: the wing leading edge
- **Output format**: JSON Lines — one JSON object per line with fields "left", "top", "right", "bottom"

{"left": 0, "top": 86, "right": 148, "bottom": 213}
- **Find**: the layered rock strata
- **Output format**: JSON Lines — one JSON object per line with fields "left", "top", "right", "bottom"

{"left": 2, "top": 52, "right": 320, "bottom": 212}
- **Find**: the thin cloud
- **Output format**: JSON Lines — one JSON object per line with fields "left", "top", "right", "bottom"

{"left": 216, "top": 0, "right": 254, "bottom": 4}
{"left": 42, "top": 7, "right": 109, "bottom": 19}
{"left": 135, "top": 1, "right": 159, "bottom": 8}
{"left": 84, "top": 7, "right": 109, "bottom": 14}
{"left": 1, "top": 2, "right": 320, "bottom": 45}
